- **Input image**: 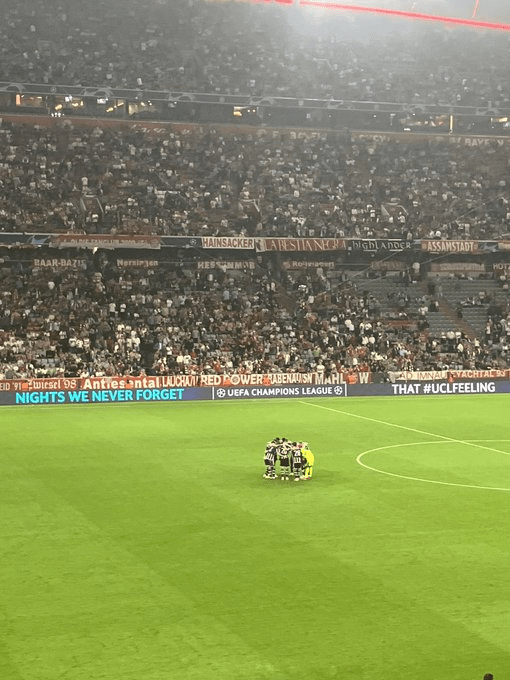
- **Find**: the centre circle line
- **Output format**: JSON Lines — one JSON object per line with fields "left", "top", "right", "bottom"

{"left": 299, "top": 400, "right": 510, "bottom": 459}
{"left": 356, "top": 440, "right": 510, "bottom": 491}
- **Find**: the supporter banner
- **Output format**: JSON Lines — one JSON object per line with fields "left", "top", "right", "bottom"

{"left": 493, "top": 263, "right": 510, "bottom": 274}
{"left": 370, "top": 260, "right": 406, "bottom": 271}
{"left": 257, "top": 238, "right": 411, "bottom": 253}
{"left": 256, "top": 238, "right": 346, "bottom": 252}
{"left": 421, "top": 240, "right": 482, "bottom": 254}
{"left": 0, "top": 233, "right": 53, "bottom": 246}
{"left": 0, "top": 233, "right": 508, "bottom": 256}
{"left": 389, "top": 369, "right": 509, "bottom": 382}
{"left": 386, "top": 320, "right": 419, "bottom": 329}
{"left": 430, "top": 262, "right": 486, "bottom": 273}
{"left": 160, "top": 236, "right": 202, "bottom": 248}
{"left": 0, "top": 376, "right": 197, "bottom": 393}
{"left": 116, "top": 258, "right": 160, "bottom": 267}
{"left": 0, "top": 372, "right": 371, "bottom": 393}
{"left": 202, "top": 237, "right": 255, "bottom": 249}
{"left": 211, "top": 371, "right": 371, "bottom": 386}
{"left": 212, "top": 384, "right": 345, "bottom": 400}
{"left": 422, "top": 240, "right": 499, "bottom": 254}
{"left": 348, "top": 239, "right": 411, "bottom": 252}
{"left": 197, "top": 260, "right": 255, "bottom": 270}
{"left": 441, "top": 136, "right": 510, "bottom": 148}
{"left": 33, "top": 257, "right": 87, "bottom": 269}
{"left": 354, "top": 132, "right": 510, "bottom": 148}
{"left": 284, "top": 260, "right": 336, "bottom": 269}
{"left": 50, "top": 234, "right": 162, "bottom": 250}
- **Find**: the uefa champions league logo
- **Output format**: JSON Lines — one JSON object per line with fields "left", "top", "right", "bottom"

{"left": 216, "top": 388, "right": 226, "bottom": 399}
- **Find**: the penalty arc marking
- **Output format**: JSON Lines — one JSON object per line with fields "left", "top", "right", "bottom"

{"left": 356, "top": 441, "right": 510, "bottom": 491}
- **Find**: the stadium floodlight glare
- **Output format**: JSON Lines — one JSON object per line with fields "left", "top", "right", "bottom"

{"left": 237, "top": 0, "right": 510, "bottom": 31}
{"left": 299, "top": 1, "right": 510, "bottom": 30}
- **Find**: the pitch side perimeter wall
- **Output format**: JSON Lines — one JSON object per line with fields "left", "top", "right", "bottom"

{"left": 1, "top": 379, "right": 508, "bottom": 406}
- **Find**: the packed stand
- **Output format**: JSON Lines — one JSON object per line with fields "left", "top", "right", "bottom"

{"left": 1, "top": 121, "right": 509, "bottom": 241}
{"left": 1, "top": 252, "right": 509, "bottom": 380}
{"left": 1, "top": 0, "right": 510, "bottom": 108}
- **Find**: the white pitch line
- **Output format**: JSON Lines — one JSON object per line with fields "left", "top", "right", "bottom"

{"left": 356, "top": 441, "right": 510, "bottom": 492}
{"left": 298, "top": 400, "right": 510, "bottom": 458}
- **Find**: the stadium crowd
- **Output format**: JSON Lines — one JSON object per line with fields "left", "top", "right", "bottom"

{"left": 1, "top": 0, "right": 510, "bottom": 107}
{"left": 1, "top": 253, "right": 509, "bottom": 380}
{"left": 1, "top": 120, "right": 509, "bottom": 241}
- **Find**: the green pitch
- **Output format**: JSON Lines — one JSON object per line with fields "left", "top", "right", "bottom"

{"left": 2, "top": 395, "right": 510, "bottom": 680}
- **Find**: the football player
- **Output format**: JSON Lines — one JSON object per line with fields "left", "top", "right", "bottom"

{"left": 263, "top": 439, "right": 278, "bottom": 478}
{"left": 291, "top": 442, "right": 303, "bottom": 481}
{"left": 278, "top": 437, "right": 291, "bottom": 480}
{"left": 301, "top": 442, "right": 314, "bottom": 479}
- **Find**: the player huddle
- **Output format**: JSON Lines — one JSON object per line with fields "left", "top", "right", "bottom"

{"left": 263, "top": 438, "right": 314, "bottom": 481}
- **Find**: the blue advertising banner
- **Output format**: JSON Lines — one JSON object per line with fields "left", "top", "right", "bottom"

{"left": 212, "top": 384, "right": 346, "bottom": 400}
{"left": 349, "top": 380, "right": 501, "bottom": 397}
{"left": 1, "top": 386, "right": 212, "bottom": 406}
{"left": 2, "top": 380, "right": 510, "bottom": 406}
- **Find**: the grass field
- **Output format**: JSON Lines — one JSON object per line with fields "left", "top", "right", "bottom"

{"left": 2, "top": 394, "right": 510, "bottom": 680}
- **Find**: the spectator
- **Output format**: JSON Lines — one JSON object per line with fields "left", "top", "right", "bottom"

{"left": 0, "top": 121, "right": 509, "bottom": 242}
{"left": 1, "top": 250, "right": 509, "bottom": 380}
{"left": 1, "top": 0, "right": 509, "bottom": 107}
